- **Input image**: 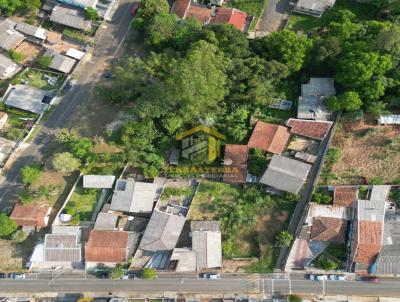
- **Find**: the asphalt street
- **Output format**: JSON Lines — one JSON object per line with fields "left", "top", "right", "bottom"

{"left": 1, "top": 275, "right": 400, "bottom": 296}
{"left": 0, "top": 0, "right": 134, "bottom": 211}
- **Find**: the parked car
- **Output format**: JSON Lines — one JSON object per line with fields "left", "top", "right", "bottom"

{"left": 316, "top": 275, "right": 328, "bottom": 281}
{"left": 121, "top": 274, "right": 137, "bottom": 280}
{"left": 130, "top": 3, "right": 140, "bottom": 16}
{"left": 103, "top": 72, "right": 112, "bottom": 79}
{"left": 9, "top": 273, "right": 25, "bottom": 280}
{"left": 199, "top": 273, "right": 220, "bottom": 280}
{"left": 359, "top": 276, "right": 379, "bottom": 283}
{"left": 329, "top": 275, "right": 347, "bottom": 281}
{"left": 0, "top": 273, "right": 6, "bottom": 278}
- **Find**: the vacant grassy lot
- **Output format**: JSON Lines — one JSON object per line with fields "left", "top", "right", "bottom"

{"left": 0, "top": 103, "right": 37, "bottom": 141}
{"left": 326, "top": 119, "right": 400, "bottom": 185}
{"left": 227, "top": 0, "right": 268, "bottom": 17}
{"left": 189, "top": 180, "right": 296, "bottom": 272}
{"left": 12, "top": 68, "right": 64, "bottom": 90}
{"left": 64, "top": 186, "right": 101, "bottom": 224}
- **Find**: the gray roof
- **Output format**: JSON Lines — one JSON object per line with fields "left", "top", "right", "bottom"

{"left": 0, "top": 19, "right": 25, "bottom": 51}
{"left": 295, "top": 0, "right": 336, "bottom": 12}
{"left": 383, "top": 212, "right": 400, "bottom": 245}
{"left": 4, "top": 85, "right": 48, "bottom": 114}
{"left": 110, "top": 179, "right": 157, "bottom": 213}
{"left": 260, "top": 155, "right": 312, "bottom": 194}
{"left": 44, "top": 234, "right": 82, "bottom": 262}
{"left": 370, "top": 185, "right": 391, "bottom": 201}
{"left": 357, "top": 199, "right": 386, "bottom": 222}
{"left": 191, "top": 220, "right": 220, "bottom": 232}
{"left": 15, "top": 22, "right": 48, "bottom": 40}
{"left": 170, "top": 248, "right": 197, "bottom": 272}
{"left": 378, "top": 115, "right": 400, "bottom": 125}
{"left": 375, "top": 245, "right": 400, "bottom": 275}
{"left": 50, "top": 54, "right": 76, "bottom": 74}
{"left": 94, "top": 212, "right": 118, "bottom": 230}
{"left": 50, "top": 5, "right": 91, "bottom": 31}
{"left": 51, "top": 225, "right": 80, "bottom": 235}
{"left": 139, "top": 210, "right": 186, "bottom": 252}
{"left": 0, "top": 53, "right": 19, "bottom": 79}
{"left": 83, "top": 175, "right": 115, "bottom": 189}
{"left": 192, "top": 229, "right": 222, "bottom": 269}
{"left": 298, "top": 78, "right": 335, "bottom": 121}
{"left": 58, "top": 0, "right": 98, "bottom": 8}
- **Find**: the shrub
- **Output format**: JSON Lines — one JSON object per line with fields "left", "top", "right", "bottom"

{"left": 9, "top": 50, "right": 25, "bottom": 63}
{"left": 52, "top": 152, "right": 81, "bottom": 173}
{"left": 317, "top": 255, "right": 338, "bottom": 270}
{"left": 289, "top": 295, "right": 302, "bottom": 302}
{"left": 20, "top": 165, "right": 42, "bottom": 186}
{"left": 313, "top": 192, "right": 332, "bottom": 204}
{"left": 110, "top": 264, "right": 125, "bottom": 280}
{"left": 275, "top": 231, "right": 293, "bottom": 247}
{"left": 36, "top": 55, "right": 52, "bottom": 69}
{"left": 141, "top": 268, "right": 157, "bottom": 280}
{"left": 248, "top": 148, "right": 268, "bottom": 176}
{"left": 85, "top": 7, "right": 99, "bottom": 21}
{"left": 11, "top": 230, "right": 28, "bottom": 242}
{"left": 0, "top": 213, "right": 18, "bottom": 237}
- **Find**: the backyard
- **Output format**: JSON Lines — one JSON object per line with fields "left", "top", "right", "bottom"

{"left": 189, "top": 180, "right": 296, "bottom": 272}
{"left": 11, "top": 68, "right": 65, "bottom": 91}
{"left": 64, "top": 185, "right": 101, "bottom": 225}
{"left": 324, "top": 118, "right": 400, "bottom": 185}
{"left": 227, "top": 0, "right": 268, "bottom": 18}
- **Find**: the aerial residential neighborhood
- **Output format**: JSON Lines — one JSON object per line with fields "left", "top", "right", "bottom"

{"left": 0, "top": 0, "right": 399, "bottom": 301}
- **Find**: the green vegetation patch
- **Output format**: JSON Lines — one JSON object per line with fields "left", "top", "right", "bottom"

{"left": 64, "top": 186, "right": 100, "bottom": 224}
{"left": 11, "top": 69, "right": 64, "bottom": 90}
{"left": 227, "top": 0, "right": 268, "bottom": 17}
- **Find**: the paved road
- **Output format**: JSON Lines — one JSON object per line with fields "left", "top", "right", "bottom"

{"left": 0, "top": 0, "right": 134, "bottom": 211}
{"left": 1, "top": 275, "right": 400, "bottom": 296}
{"left": 259, "top": 0, "right": 291, "bottom": 33}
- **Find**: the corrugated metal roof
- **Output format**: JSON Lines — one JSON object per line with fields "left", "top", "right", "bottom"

{"left": 50, "top": 5, "right": 91, "bottom": 31}
{"left": 296, "top": 0, "right": 336, "bottom": 12}
{"left": 49, "top": 54, "right": 76, "bottom": 74}
{"left": 308, "top": 203, "right": 351, "bottom": 220}
{"left": 94, "top": 212, "right": 118, "bottom": 230}
{"left": 83, "top": 175, "right": 115, "bottom": 189}
{"left": 5, "top": 85, "right": 48, "bottom": 114}
{"left": 378, "top": 115, "right": 400, "bottom": 125}
{"left": 0, "top": 19, "right": 25, "bottom": 51}
{"left": 44, "top": 234, "right": 82, "bottom": 262}
{"left": 15, "top": 22, "right": 48, "bottom": 40}
{"left": 358, "top": 199, "right": 386, "bottom": 222}
{"left": 170, "top": 248, "right": 196, "bottom": 272}
{"left": 260, "top": 155, "right": 312, "bottom": 193}
{"left": 0, "top": 53, "right": 19, "bottom": 79}
{"left": 192, "top": 231, "right": 222, "bottom": 269}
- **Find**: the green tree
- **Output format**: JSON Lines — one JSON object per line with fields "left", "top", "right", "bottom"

{"left": 172, "top": 17, "right": 209, "bottom": 51}
{"left": 71, "top": 138, "right": 93, "bottom": 160}
{"left": 367, "top": 101, "right": 389, "bottom": 118}
{"left": 0, "top": 213, "right": 18, "bottom": 237}
{"left": 133, "top": 0, "right": 170, "bottom": 31}
{"left": 0, "top": 0, "right": 40, "bottom": 15}
{"left": 253, "top": 30, "right": 312, "bottom": 73}
{"left": 289, "top": 295, "right": 302, "bottom": 302}
{"left": 145, "top": 13, "right": 178, "bottom": 49}
{"left": 313, "top": 192, "right": 333, "bottom": 204}
{"left": 8, "top": 50, "right": 25, "bottom": 63}
{"left": 110, "top": 264, "right": 125, "bottom": 280}
{"left": 56, "top": 129, "right": 80, "bottom": 145}
{"left": 247, "top": 148, "right": 268, "bottom": 176}
{"left": 275, "top": 231, "right": 293, "bottom": 247}
{"left": 317, "top": 255, "right": 339, "bottom": 270}
{"left": 20, "top": 165, "right": 42, "bottom": 186}
{"left": 36, "top": 55, "right": 52, "bottom": 69}
{"left": 325, "top": 91, "right": 362, "bottom": 112}
{"left": 11, "top": 230, "right": 28, "bottom": 242}
{"left": 141, "top": 268, "right": 157, "bottom": 280}
{"left": 52, "top": 152, "right": 81, "bottom": 173}
{"left": 85, "top": 7, "right": 98, "bottom": 21}
{"left": 209, "top": 24, "right": 250, "bottom": 58}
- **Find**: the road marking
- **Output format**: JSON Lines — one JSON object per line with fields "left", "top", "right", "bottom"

{"left": 289, "top": 278, "right": 292, "bottom": 295}
{"left": 246, "top": 274, "right": 260, "bottom": 294}
{"left": 322, "top": 279, "right": 325, "bottom": 295}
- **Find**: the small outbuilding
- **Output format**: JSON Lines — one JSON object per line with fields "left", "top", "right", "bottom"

{"left": 4, "top": 85, "right": 49, "bottom": 114}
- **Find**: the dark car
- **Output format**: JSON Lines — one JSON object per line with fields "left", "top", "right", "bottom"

{"left": 0, "top": 273, "right": 6, "bottom": 278}
{"left": 130, "top": 3, "right": 140, "bottom": 16}
{"left": 103, "top": 72, "right": 112, "bottom": 79}
{"left": 96, "top": 271, "right": 110, "bottom": 279}
{"left": 359, "top": 276, "right": 379, "bottom": 283}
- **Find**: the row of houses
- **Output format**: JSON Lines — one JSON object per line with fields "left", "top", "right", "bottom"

{"left": 222, "top": 77, "right": 335, "bottom": 194}
{"left": 12, "top": 174, "right": 222, "bottom": 272}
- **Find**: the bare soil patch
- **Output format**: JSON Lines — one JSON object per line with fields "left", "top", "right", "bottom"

{"left": 14, "top": 41, "right": 42, "bottom": 64}
{"left": 329, "top": 119, "right": 400, "bottom": 185}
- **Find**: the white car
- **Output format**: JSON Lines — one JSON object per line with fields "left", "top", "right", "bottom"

{"left": 329, "top": 274, "right": 348, "bottom": 281}
{"left": 316, "top": 275, "right": 328, "bottom": 281}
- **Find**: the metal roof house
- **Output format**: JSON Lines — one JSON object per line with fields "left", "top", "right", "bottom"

{"left": 94, "top": 212, "right": 118, "bottom": 230}
{"left": 0, "top": 19, "right": 25, "bottom": 51}
{"left": 48, "top": 52, "right": 77, "bottom": 74}
{"left": 298, "top": 78, "right": 335, "bottom": 121}
{"left": 293, "top": 0, "right": 336, "bottom": 18}
{"left": 0, "top": 53, "right": 21, "bottom": 80}
{"left": 15, "top": 22, "right": 48, "bottom": 41}
{"left": 83, "top": 175, "right": 115, "bottom": 189}
{"left": 4, "top": 85, "right": 49, "bottom": 114}
{"left": 50, "top": 5, "right": 91, "bottom": 31}
{"left": 378, "top": 115, "right": 400, "bottom": 125}
{"left": 259, "top": 155, "right": 312, "bottom": 194}
{"left": 110, "top": 179, "right": 157, "bottom": 214}
{"left": 57, "top": 0, "right": 99, "bottom": 9}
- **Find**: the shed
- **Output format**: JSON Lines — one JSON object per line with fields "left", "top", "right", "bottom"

{"left": 50, "top": 5, "right": 91, "bottom": 31}
{"left": 15, "top": 23, "right": 48, "bottom": 40}
{"left": 4, "top": 84, "right": 48, "bottom": 114}
{"left": 0, "top": 19, "right": 25, "bottom": 51}
{"left": 94, "top": 212, "right": 118, "bottom": 230}
{"left": 66, "top": 48, "right": 85, "bottom": 60}
{"left": 83, "top": 175, "right": 115, "bottom": 189}
{"left": 49, "top": 54, "right": 77, "bottom": 74}
{"left": 10, "top": 203, "right": 52, "bottom": 228}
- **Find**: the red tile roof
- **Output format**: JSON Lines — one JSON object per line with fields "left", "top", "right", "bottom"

{"left": 171, "top": 0, "right": 191, "bottom": 18}
{"left": 210, "top": 8, "right": 247, "bottom": 31}
{"left": 311, "top": 217, "right": 347, "bottom": 244}
{"left": 186, "top": 5, "right": 211, "bottom": 23}
{"left": 10, "top": 203, "right": 50, "bottom": 227}
{"left": 247, "top": 121, "right": 290, "bottom": 154}
{"left": 334, "top": 186, "right": 357, "bottom": 208}
{"left": 287, "top": 118, "right": 333, "bottom": 140}
{"left": 85, "top": 230, "right": 129, "bottom": 263}
{"left": 354, "top": 221, "right": 382, "bottom": 264}
{"left": 223, "top": 144, "right": 248, "bottom": 184}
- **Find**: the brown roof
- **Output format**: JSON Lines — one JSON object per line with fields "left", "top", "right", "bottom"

{"left": 209, "top": 8, "right": 247, "bottom": 31}
{"left": 85, "top": 230, "right": 129, "bottom": 263}
{"left": 171, "top": 0, "right": 191, "bottom": 18}
{"left": 354, "top": 221, "right": 382, "bottom": 264}
{"left": 10, "top": 203, "right": 50, "bottom": 227}
{"left": 287, "top": 118, "right": 333, "bottom": 140}
{"left": 334, "top": 186, "right": 357, "bottom": 207}
{"left": 186, "top": 4, "right": 211, "bottom": 24}
{"left": 310, "top": 217, "right": 347, "bottom": 244}
{"left": 247, "top": 121, "right": 290, "bottom": 154}
{"left": 223, "top": 144, "right": 248, "bottom": 184}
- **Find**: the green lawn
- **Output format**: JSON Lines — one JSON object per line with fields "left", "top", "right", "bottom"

{"left": 64, "top": 186, "right": 100, "bottom": 224}
{"left": 11, "top": 69, "right": 64, "bottom": 91}
{"left": 0, "top": 103, "right": 37, "bottom": 141}
{"left": 258, "top": 104, "right": 296, "bottom": 125}
{"left": 227, "top": 0, "right": 268, "bottom": 17}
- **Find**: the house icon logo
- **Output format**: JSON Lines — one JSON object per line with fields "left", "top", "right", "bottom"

{"left": 176, "top": 125, "right": 225, "bottom": 163}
